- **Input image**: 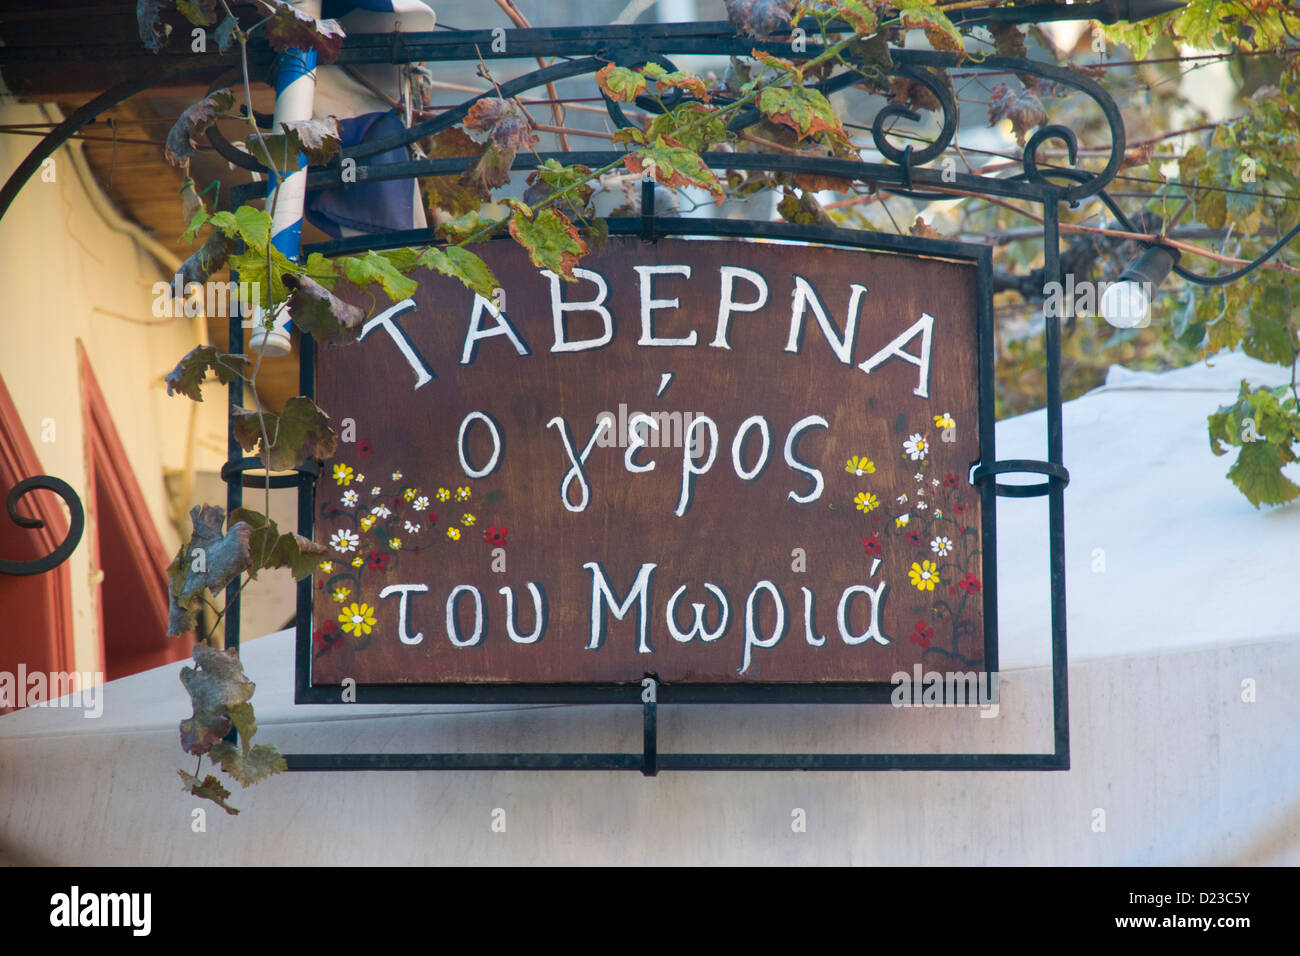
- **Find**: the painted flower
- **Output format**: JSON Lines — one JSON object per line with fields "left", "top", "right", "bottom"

{"left": 404, "top": 521, "right": 420, "bottom": 534}
{"left": 455, "top": 486, "right": 471, "bottom": 501}
{"left": 896, "top": 493, "right": 908, "bottom": 504}
{"left": 436, "top": 488, "right": 451, "bottom": 501}
{"left": 388, "top": 537, "right": 402, "bottom": 550}
{"left": 845, "top": 456, "right": 876, "bottom": 477}
{"left": 339, "top": 602, "right": 376, "bottom": 637}
{"left": 935, "top": 509, "right": 943, "bottom": 519}
{"left": 908, "top": 560, "right": 940, "bottom": 591}
{"left": 313, "top": 620, "right": 340, "bottom": 654}
{"left": 341, "top": 489, "right": 359, "bottom": 508}
{"left": 391, "top": 470, "right": 403, "bottom": 481}
{"left": 371, "top": 504, "right": 392, "bottom": 519}
{"left": 413, "top": 496, "right": 430, "bottom": 511}
{"left": 895, "top": 514, "right": 910, "bottom": 528}
{"left": 854, "top": 492, "right": 879, "bottom": 513}
{"left": 359, "top": 514, "right": 377, "bottom": 532}
{"left": 932, "top": 478, "right": 941, "bottom": 487}
{"left": 916, "top": 501, "right": 928, "bottom": 511}
{"left": 910, "top": 621, "right": 934, "bottom": 650}
{"left": 332, "top": 463, "right": 355, "bottom": 485}
{"left": 403, "top": 487, "right": 419, "bottom": 502}
{"left": 862, "top": 535, "right": 881, "bottom": 556}
{"left": 355, "top": 473, "right": 365, "bottom": 484}
{"left": 958, "top": 572, "right": 982, "bottom": 594}
{"left": 903, "top": 433, "right": 928, "bottom": 460}
{"left": 318, "top": 560, "right": 334, "bottom": 574}
{"left": 913, "top": 472, "right": 924, "bottom": 483}
{"left": 351, "top": 555, "right": 365, "bottom": 568}
{"left": 931, "top": 536, "right": 953, "bottom": 556}
{"left": 371, "top": 485, "right": 382, "bottom": 496}
{"left": 953, "top": 502, "right": 967, "bottom": 516}
{"left": 330, "top": 529, "right": 359, "bottom": 553}
{"left": 358, "top": 440, "right": 372, "bottom": 457}
{"left": 483, "top": 525, "right": 508, "bottom": 546}
{"left": 944, "top": 473, "right": 960, "bottom": 488}
{"left": 367, "top": 550, "right": 390, "bottom": 572}
{"left": 462, "top": 513, "right": 476, "bottom": 526}
{"left": 906, "top": 528, "right": 924, "bottom": 546}
{"left": 447, "top": 527, "right": 461, "bottom": 541}
{"left": 331, "top": 586, "right": 351, "bottom": 602}
{"left": 934, "top": 412, "right": 956, "bottom": 430}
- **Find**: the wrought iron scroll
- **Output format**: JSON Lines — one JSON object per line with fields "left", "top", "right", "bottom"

{"left": 0, "top": 476, "right": 84, "bottom": 577}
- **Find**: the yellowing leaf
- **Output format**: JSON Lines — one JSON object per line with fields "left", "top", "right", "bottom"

{"left": 508, "top": 206, "right": 590, "bottom": 281}
{"left": 596, "top": 64, "right": 648, "bottom": 102}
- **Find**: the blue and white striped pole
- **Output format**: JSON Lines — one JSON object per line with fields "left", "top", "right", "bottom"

{"left": 248, "top": 1, "right": 321, "bottom": 357}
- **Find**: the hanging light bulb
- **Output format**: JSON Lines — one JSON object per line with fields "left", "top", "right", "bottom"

{"left": 1101, "top": 244, "right": 1180, "bottom": 329}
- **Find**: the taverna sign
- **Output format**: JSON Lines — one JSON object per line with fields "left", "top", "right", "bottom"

{"left": 305, "top": 235, "right": 996, "bottom": 702}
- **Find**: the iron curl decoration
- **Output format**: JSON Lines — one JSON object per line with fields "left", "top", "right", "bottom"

{"left": 207, "top": 27, "right": 1125, "bottom": 208}
{"left": 0, "top": 476, "right": 85, "bottom": 577}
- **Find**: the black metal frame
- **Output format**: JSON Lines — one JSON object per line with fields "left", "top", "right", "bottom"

{"left": 215, "top": 21, "right": 1090, "bottom": 773}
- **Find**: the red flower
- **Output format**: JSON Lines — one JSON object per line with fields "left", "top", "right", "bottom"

{"left": 367, "top": 549, "right": 390, "bottom": 572}
{"left": 358, "top": 440, "right": 372, "bottom": 457}
{"left": 483, "top": 525, "right": 508, "bottom": 546}
{"left": 953, "top": 502, "right": 967, "bottom": 515}
{"left": 862, "top": 535, "right": 881, "bottom": 556}
{"left": 906, "top": 529, "right": 923, "bottom": 546}
{"left": 391, "top": 495, "right": 405, "bottom": 510}
{"left": 909, "top": 620, "right": 933, "bottom": 650}
{"left": 428, "top": 513, "right": 438, "bottom": 526}
{"left": 944, "top": 473, "right": 959, "bottom": 488}
{"left": 313, "top": 620, "right": 340, "bottom": 655}
{"left": 958, "top": 572, "right": 981, "bottom": 594}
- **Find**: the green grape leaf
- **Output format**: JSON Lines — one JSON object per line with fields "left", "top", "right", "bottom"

{"left": 178, "top": 770, "right": 239, "bottom": 815}
{"left": 232, "top": 397, "right": 338, "bottom": 472}
{"left": 595, "top": 64, "right": 648, "bottom": 103}
{"left": 175, "top": 0, "right": 218, "bottom": 27}
{"left": 508, "top": 206, "right": 590, "bottom": 281}
{"left": 337, "top": 250, "right": 419, "bottom": 301}
{"left": 165, "top": 345, "right": 249, "bottom": 402}
{"left": 254, "top": 116, "right": 342, "bottom": 166}
{"left": 1226, "top": 441, "right": 1300, "bottom": 508}
{"left": 893, "top": 0, "right": 965, "bottom": 54}
{"left": 757, "top": 84, "right": 847, "bottom": 143}
{"left": 165, "top": 89, "right": 235, "bottom": 166}
{"left": 420, "top": 127, "right": 486, "bottom": 218}
{"left": 209, "top": 742, "right": 288, "bottom": 788}
{"left": 417, "top": 246, "right": 500, "bottom": 299}
{"left": 625, "top": 136, "right": 725, "bottom": 204}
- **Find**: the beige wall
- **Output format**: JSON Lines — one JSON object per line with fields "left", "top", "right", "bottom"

{"left": 0, "top": 99, "right": 230, "bottom": 673}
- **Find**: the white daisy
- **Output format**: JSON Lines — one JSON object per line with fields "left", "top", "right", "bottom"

{"left": 341, "top": 489, "right": 359, "bottom": 507}
{"left": 412, "top": 496, "right": 430, "bottom": 511}
{"left": 371, "top": 485, "right": 382, "bottom": 496}
{"left": 903, "top": 433, "right": 928, "bottom": 460}
{"left": 330, "top": 529, "right": 359, "bottom": 554}
{"left": 917, "top": 501, "right": 928, "bottom": 511}
{"left": 371, "top": 505, "right": 391, "bottom": 518}
{"left": 896, "top": 493, "right": 908, "bottom": 504}
{"left": 914, "top": 472, "right": 924, "bottom": 482}
{"left": 931, "top": 536, "right": 953, "bottom": 556}
{"left": 404, "top": 520, "right": 420, "bottom": 534}
{"left": 932, "top": 478, "right": 941, "bottom": 487}
{"left": 392, "top": 470, "right": 403, "bottom": 481}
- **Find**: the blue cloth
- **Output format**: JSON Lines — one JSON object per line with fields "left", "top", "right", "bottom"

{"left": 305, "top": 109, "right": 416, "bottom": 238}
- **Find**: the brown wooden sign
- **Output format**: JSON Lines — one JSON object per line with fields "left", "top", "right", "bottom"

{"left": 310, "top": 236, "right": 990, "bottom": 691}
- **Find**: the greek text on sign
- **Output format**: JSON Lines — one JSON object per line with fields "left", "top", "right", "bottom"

{"left": 311, "top": 237, "right": 990, "bottom": 687}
